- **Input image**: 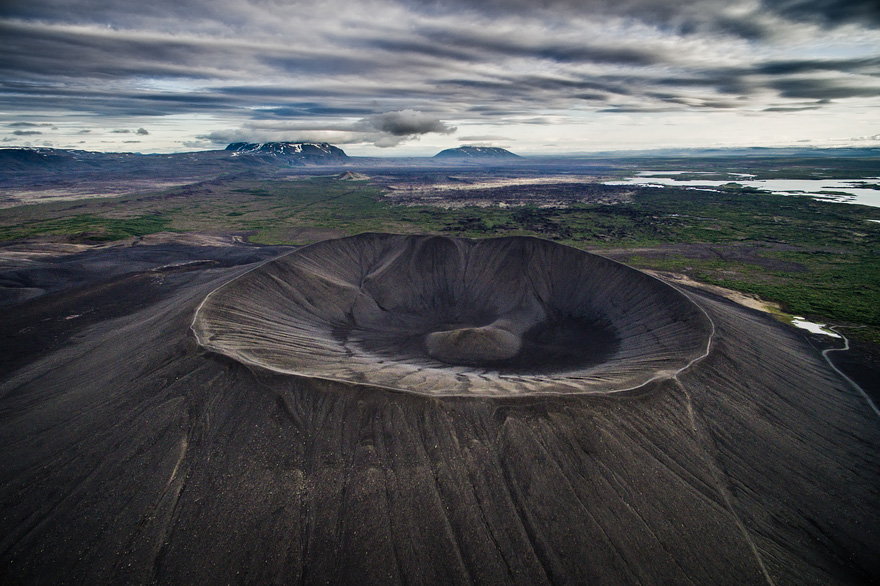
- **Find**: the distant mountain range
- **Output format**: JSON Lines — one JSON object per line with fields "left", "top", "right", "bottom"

{"left": 0, "top": 143, "right": 352, "bottom": 187}
{"left": 434, "top": 146, "right": 520, "bottom": 159}
{"left": 2, "top": 144, "right": 879, "bottom": 187}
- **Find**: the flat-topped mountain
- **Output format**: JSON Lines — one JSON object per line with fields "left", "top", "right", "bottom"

{"left": 434, "top": 146, "right": 519, "bottom": 159}
{"left": 225, "top": 142, "right": 348, "bottom": 162}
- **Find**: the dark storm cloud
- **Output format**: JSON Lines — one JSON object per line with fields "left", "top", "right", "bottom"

{"left": 573, "top": 93, "right": 609, "bottom": 102}
{"left": 215, "top": 86, "right": 354, "bottom": 98}
{"left": 358, "top": 110, "right": 455, "bottom": 136}
{"left": 213, "top": 87, "right": 380, "bottom": 107}
{"left": 0, "top": 80, "right": 243, "bottom": 117}
{"left": 761, "top": 0, "right": 880, "bottom": 27}
{"left": 770, "top": 78, "right": 880, "bottom": 100}
{"left": 0, "top": 21, "right": 218, "bottom": 80}
{"left": 363, "top": 39, "right": 479, "bottom": 63}
{"left": 258, "top": 55, "right": 380, "bottom": 76}
{"left": 652, "top": 64, "right": 880, "bottom": 105}
{"left": 252, "top": 106, "right": 377, "bottom": 119}
{"left": 437, "top": 76, "right": 609, "bottom": 97}
{"left": 599, "top": 106, "right": 680, "bottom": 113}
{"left": 435, "top": 74, "right": 640, "bottom": 107}
{"left": 762, "top": 104, "right": 823, "bottom": 112}
{"left": 653, "top": 73, "right": 756, "bottom": 96}
{"left": 368, "top": 27, "right": 667, "bottom": 66}
{"left": 756, "top": 57, "right": 880, "bottom": 76}
{"left": 12, "top": 129, "right": 42, "bottom": 135}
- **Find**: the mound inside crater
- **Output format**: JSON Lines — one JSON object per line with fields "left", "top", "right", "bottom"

{"left": 192, "top": 234, "right": 713, "bottom": 396}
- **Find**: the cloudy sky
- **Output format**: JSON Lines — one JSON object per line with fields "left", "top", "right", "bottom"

{"left": 2, "top": 0, "right": 879, "bottom": 155}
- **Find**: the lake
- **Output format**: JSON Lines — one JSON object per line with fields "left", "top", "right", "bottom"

{"left": 605, "top": 173, "right": 880, "bottom": 209}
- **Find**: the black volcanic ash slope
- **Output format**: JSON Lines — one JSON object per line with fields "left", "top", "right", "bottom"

{"left": 434, "top": 146, "right": 519, "bottom": 159}
{"left": 1, "top": 235, "right": 878, "bottom": 585}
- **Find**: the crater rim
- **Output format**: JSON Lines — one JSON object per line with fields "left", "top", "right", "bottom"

{"left": 192, "top": 233, "right": 714, "bottom": 397}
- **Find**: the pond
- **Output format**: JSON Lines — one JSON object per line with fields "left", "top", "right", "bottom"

{"left": 791, "top": 317, "right": 841, "bottom": 338}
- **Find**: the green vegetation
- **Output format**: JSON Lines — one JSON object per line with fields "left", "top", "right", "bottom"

{"left": 1, "top": 172, "right": 878, "bottom": 341}
{"left": 0, "top": 212, "right": 172, "bottom": 242}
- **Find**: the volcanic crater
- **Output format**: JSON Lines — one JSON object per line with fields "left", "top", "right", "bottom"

{"left": 3, "top": 232, "right": 879, "bottom": 585}
{"left": 192, "top": 234, "right": 713, "bottom": 396}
